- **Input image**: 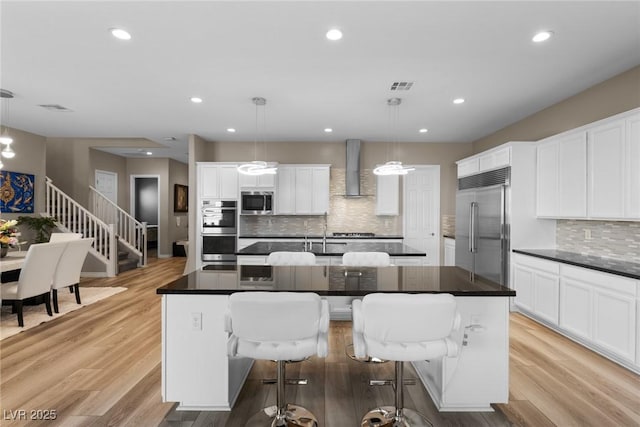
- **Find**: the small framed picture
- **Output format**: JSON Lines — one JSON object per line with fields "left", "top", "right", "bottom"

{"left": 174, "top": 184, "right": 188, "bottom": 212}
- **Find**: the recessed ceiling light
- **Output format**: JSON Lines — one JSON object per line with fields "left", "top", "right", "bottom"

{"left": 190, "top": 97, "right": 203, "bottom": 103}
{"left": 419, "top": 128, "right": 428, "bottom": 133}
{"left": 146, "top": 151, "right": 152, "bottom": 156}
{"left": 110, "top": 28, "right": 131, "bottom": 40}
{"left": 324, "top": 128, "right": 333, "bottom": 133}
{"left": 453, "top": 98, "right": 465, "bottom": 104}
{"left": 326, "top": 29, "right": 343, "bottom": 41}
{"left": 532, "top": 31, "right": 553, "bottom": 43}
{"left": 227, "top": 128, "right": 236, "bottom": 133}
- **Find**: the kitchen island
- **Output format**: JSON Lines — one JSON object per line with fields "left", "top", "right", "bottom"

{"left": 157, "top": 265, "right": 514, "bottom": 412}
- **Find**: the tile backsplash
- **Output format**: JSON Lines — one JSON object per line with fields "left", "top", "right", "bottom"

{"left": 557, "top": 220, "right": 640, "bottom": 262}
{"left": 239, "top": 168, "right": 403, "bottom": 236}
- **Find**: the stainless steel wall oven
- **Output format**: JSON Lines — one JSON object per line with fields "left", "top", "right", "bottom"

{"left": 201, "top": 199, "right": 237, "bottom": 263}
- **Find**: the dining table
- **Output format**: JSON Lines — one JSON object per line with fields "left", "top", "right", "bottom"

{"left": 1, "top": 251, "right": 27, "bottom": 281}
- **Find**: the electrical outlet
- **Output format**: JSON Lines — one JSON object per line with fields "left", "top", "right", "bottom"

{"left": 191, "top": 312, "right": 202, "bottom": 331}
{"left": 584, "top": 229, "right": 592, "bottom": 240}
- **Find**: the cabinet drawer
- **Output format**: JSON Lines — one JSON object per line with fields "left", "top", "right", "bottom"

{"left": 512, "top": 253, "right": 560, "bottom": 275}
{"left": 562, "top": 265, "right": 637, "bottom": 296}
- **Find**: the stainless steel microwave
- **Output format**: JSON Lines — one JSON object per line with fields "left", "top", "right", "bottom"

{"left": 241, "top": 191, "right": 273, "bottom": 215}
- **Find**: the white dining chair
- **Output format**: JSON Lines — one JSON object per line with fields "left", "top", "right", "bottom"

{"left": 49, "top": 232, "right": 82, "bottom": 242}
{"left": 342, "top": 251, "right": 391, "bottom": 267}
{"left": 266, "top": 251, "right": 316, "bottom": 265}
{"left": 51, "top": 238, "right": 94, "bottom": 313}
{"left": 0, "top": 242, "right": 67, "bottom": 327}
{"left": 353, "top": 293, "right": 461, "bottom": 426}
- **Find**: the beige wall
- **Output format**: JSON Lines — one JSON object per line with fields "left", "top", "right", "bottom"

{"left": 168, "top": 159, "right": 189, "bottom": 247}
{"left": 0, "top": 127, "right": 47, "bottom": 243}
{"left": 473, "top": 65, "right": 640, "bottom": 152}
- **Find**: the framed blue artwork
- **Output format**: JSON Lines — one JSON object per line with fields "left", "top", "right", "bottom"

{"left": 0, "top": 171, "right": 35, "bottom": 213}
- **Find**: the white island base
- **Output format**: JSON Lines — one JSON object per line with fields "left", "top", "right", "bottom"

{"left": 161, "top": 294, "right": 509, "bottom": 412}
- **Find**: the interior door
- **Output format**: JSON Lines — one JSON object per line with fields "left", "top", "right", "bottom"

{"left": 403, "top": 166, "right": 440, "bottom": 265}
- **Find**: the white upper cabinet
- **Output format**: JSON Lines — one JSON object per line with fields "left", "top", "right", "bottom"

{"left": 376, "top": 174, "right": 400, "bottom": 216}
{"left": 275, "top": 165, "right": 330, "bottom": 215}
{"left": 239, "top": 172, "right": 276, "bottom": 188}
{"left": 536, "top": 131, "right": 587, "bottom": 218}
{"left": 457, "top": 146, "right": 511, "bottom": 178}
{"left": 536, "top": 108, "right": 640, "bottom": 220}
{"left": 198, "top": 163, "right": 238, "bottom": 200}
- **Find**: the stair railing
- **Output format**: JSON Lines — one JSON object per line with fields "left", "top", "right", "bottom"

{"left": 45, "top": 177, "right": 117, "bottom": 276}
{"left": 89, "top": 185, "right": 147, "bottom": 267}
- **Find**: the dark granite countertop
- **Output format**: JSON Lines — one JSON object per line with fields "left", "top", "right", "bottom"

{"left": 238, "top": 235, "right": 404, "bottom": 240}
{"left": 237, "top": 241, "right": 425, "bottom": 256}
{"left": 513, "top": 249, "right": 640, "bottom": 280}
{"left": 157, "top": 265, "right": 515, "bottom": 297}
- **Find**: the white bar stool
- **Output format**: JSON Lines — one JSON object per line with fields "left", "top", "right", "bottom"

{"left": 352, "top": 293, "right": 461, "bottom": 427}
{"left": 266, "top": 251, "right": 317, "bottom": 265}
{"left": 226, "top": 292, "right": 329, "bottom": 427}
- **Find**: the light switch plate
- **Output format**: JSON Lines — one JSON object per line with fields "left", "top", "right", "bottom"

{"left": 191, "top": 312, "right": 202, "bottom": 331}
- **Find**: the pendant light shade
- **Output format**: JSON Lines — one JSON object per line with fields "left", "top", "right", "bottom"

{"left": 237, "top": 97, "right": 278, "bottom": 176}
{"left": 373, "top": 97, "right": 413, "bottom": 176}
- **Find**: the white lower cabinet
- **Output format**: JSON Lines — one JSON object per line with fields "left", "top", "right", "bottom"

{"left": 513, "top": 253, "right": 638, "bottom": 371}
{"left": 443, "top": 238, "right": 455, "bottom": 266}
{"left": 560, "top": 265, "right": 637, "bottom": 362}
{"left": 512, "top": 254, "right": 560, "bottom": 325}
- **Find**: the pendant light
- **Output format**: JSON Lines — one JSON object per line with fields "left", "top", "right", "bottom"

{"left": 373, "top": 97, "right": 414, "bottom": 176}
{"left": 0, "top": 89, "right": 16, "bottom": 166}
{"left": 237, "top": 97, "right": 277, "bottom": 176}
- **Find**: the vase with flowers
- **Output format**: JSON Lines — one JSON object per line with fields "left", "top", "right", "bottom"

{"left": 0, "top": 219, "right": 20, "bottom": 258}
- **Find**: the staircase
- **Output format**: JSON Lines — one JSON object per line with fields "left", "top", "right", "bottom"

{"left": 45, "top": 177, "right": 147, "bottom": 277}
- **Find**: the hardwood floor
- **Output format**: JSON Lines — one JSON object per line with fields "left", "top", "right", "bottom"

{"left": 1, "top": 257, "right": 638, "bottom": 426}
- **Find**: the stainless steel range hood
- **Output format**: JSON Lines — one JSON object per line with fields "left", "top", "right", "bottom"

{"left": 345, "top": 139, "right": 361, "bottom": 197}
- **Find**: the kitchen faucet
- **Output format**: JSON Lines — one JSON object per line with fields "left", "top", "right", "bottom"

{"left": 322, "top": 212, "right": 327, "bottom": 252}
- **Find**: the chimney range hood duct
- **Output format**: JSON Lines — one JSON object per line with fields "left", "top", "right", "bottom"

{"left": 345, "top": 139, "right": 361, "bottom": 197}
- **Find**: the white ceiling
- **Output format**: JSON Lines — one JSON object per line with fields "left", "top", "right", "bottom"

{"left": 1, "top": 1, "right": 639, "bottom": 164}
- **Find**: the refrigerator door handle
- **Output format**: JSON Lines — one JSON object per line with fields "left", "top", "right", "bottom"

{"left": 470, "top": 202, "right": 478, "bottom": 253}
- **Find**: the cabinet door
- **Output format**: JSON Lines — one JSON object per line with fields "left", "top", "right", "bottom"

{"left": 559, "top": 277, "right": 592, "bottom": 340}
{"left": 276, "top": 167, "right": 296, "bottom": 214}
{"left": 593, "top": 288, "right": 636, "bottom": 361}
{"left": 258, "top": 173, "right": 276, "bottom": 188}
{"left": 513, "top": 264, "right": 535, "bottom": 312}
{"left": 294, "top": 168, "right": 313, "bottom": 214}
{"left": 588, "top": 119, "right": 625, "bottom": 218}
{"left": 376, "top": 174, "right": 400, "bottom": 216}
{"left": 199, "top": 165, "right": 219, "bottom": 199}
{"left": 536, "top": 141, "right": 559, "bottom": 217}
{"left": 534, "top": 271, "right": 560, "bottom": 325}
{"left": 238, "top": 174, "right": 257, "bottom": 188}
{"left": 558, "top": 132, "right": 587, "bottom": 217}
{"left": 626, "top": 113, "right": 640, "bottom": 218}
{"left": 457, "top": 158, "right": 479, "bottom": 177}
{"left": 311, "top": 167, "right": 330, "bottom": 214}
{"left": 218, "top": 166, "right": 238, "bottom": 199}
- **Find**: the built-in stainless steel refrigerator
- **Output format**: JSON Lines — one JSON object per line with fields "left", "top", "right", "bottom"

{"left": 455, "top": 167, "right": 510, "bottom": 286}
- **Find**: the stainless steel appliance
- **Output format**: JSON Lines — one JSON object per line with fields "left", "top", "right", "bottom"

{"left": 201, "top": 199, "right": 237, "bottom": 263}
{"left": 455, "top": 167, "right": 510, "bottom": 286}
{"left": 241, "top": 191, "right": 273, "bottom": 215}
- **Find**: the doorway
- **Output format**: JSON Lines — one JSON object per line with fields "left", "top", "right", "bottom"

{"left": 403, "top": 166, "right": 440, "bottom": 265}
{"left": 131, "top": 175, "right": 160, "bottom": 259}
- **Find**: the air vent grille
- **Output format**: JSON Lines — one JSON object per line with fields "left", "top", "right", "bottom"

{"left": 390, "top": 81, "right": 414, "bottom": 91}
{"left": 39, "top": 104, "right": 73, "bottom": 112}
{"left": 458, "top": 167, "right": 510, "bottom": 190}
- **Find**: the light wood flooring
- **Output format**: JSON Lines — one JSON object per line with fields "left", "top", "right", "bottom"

{"left": 1, "top": 257, "right": 638, "bottom": 426}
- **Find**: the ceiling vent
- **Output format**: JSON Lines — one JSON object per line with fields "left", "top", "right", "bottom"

{"left": 38, "top": 104, "right": 73, "bottom": 112}
{"left": 390, "top": 81, "right": 414, "bottom": 91}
